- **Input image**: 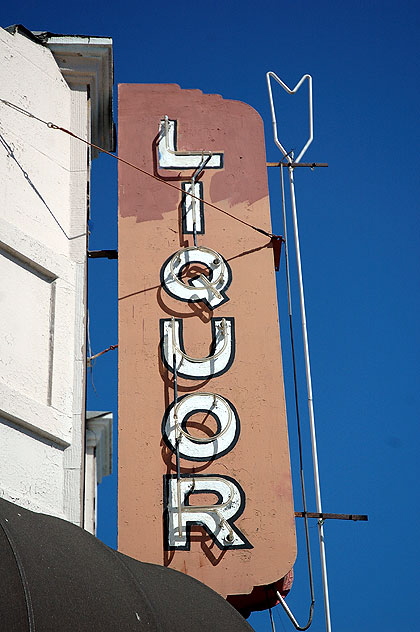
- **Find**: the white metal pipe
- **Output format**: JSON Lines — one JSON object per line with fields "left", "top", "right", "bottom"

{"left": 288, "top": 164, "right": 332, "bottom": 632}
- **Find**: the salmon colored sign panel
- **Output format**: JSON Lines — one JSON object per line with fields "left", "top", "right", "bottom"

{"left": 118, "top": 84, "right": 296, "bottom": 604}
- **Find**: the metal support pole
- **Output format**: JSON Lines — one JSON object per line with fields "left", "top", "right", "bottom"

{"left": 288, "top": 164, "right": 332, "bottom": 632}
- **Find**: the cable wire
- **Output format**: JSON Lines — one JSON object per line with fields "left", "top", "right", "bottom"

{"left": 279, "top": 164, "right": 315, "bottom": 630}
{"left": 0, "top": 97, "right": 277, "bottom": 241}
{"left": 173, "top": 352, "right": 183, "bottom": 537}
{"left": 285, "top": 161, "right": 332, "bottom": 631}
{"left": 269, "top": 606, "right": 277, "bottom": 632}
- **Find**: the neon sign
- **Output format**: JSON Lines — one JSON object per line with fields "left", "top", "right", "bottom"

{"left": 158, "top": 118, "right": 250, "bottom": 549}
{"left": 118, "top": 84, "right": 296, "bottom": 603}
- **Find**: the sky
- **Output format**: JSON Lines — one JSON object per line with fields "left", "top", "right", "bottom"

{"left": 3, "top": 2, "right": 420, "bottom": 630}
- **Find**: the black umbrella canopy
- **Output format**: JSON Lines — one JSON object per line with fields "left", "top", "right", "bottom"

{"left": 0, "top": 498, "right": 254, "bottom": 631}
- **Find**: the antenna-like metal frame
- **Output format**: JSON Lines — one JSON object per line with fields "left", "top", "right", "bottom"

{"left": 266, "top": 71, "right": 332, "bottom": 632}
{"left": 266, "top": 72, "right": 313, "bottom": 164}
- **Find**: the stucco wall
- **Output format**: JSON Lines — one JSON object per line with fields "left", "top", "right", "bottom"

{"left": 0, "top": 27, "right": 89, "bottom": 523}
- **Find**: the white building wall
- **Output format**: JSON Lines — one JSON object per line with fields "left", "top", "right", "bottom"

{"left": 0, "top": 26, "right": 113, "bottom": 525}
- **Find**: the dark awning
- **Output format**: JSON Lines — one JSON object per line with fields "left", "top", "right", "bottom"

{"left": 0, "top": 498, "right": 253, "bottom": 631}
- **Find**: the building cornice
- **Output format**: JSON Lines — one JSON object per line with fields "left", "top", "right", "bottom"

{"left": 5, "top": 26, "right": 114, "bottom": 155}
{"left": 86, "top": 412, "right": 113, "bottom": 484}
{"left": 45, "top": 35, "right": 114, "bottom": 154}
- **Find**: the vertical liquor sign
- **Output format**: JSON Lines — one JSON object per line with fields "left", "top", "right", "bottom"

{"left": 118, "top": 84, "right": 296, "bottom": 606}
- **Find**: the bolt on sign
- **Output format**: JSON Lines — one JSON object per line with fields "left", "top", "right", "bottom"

{"left": 118, "top": 84, "right": 296, "bottom": 609}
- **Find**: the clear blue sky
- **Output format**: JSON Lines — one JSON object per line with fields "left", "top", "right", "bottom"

{"left": 3, "top": 2, "right": 420, "bottom": 630}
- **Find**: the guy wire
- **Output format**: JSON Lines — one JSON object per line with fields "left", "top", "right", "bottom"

{"left": 0, "top": 98, "right": 277, "bottom": 241}
{"left": 280, "top": 164, "right": 315, "bottom": 629}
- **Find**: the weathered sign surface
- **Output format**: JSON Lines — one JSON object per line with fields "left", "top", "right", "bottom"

{"left": 118, "top": 83, "right": 296, "bottom": 604}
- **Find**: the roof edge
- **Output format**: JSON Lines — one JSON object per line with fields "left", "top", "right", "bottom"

{"left": 4, "top": 25, "right": 115, "bottom": 154}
